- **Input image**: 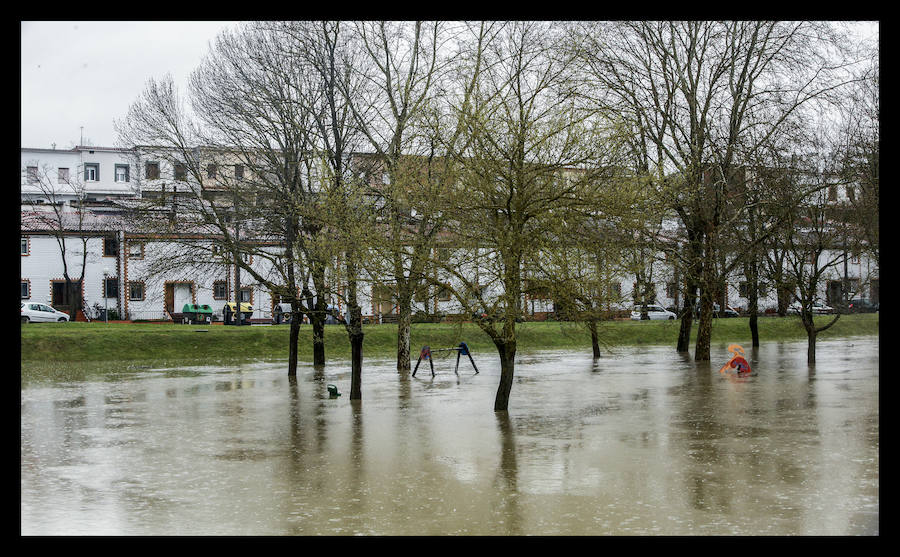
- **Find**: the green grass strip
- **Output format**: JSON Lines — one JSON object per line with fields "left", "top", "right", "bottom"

{"left": 21, "top": 314, "right": 877, "bottom": 363}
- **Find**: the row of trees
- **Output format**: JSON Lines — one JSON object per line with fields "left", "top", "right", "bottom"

{"left": 107, "top": 21, "right": 876, "bottom": 411}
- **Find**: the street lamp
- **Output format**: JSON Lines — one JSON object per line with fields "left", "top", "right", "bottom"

{"left": 103, "top": 267, "right": 109, "bottom": 324}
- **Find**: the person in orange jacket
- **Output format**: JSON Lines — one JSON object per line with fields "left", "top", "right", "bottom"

{"left": 719, "top": 344, "right": 752, "bottom": 376}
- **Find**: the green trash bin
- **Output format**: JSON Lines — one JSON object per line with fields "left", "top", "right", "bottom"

{"left": 196, "top": 304, "right": 213, "bottom": 324}
{"left": 182, "top": 304, "right": 213, "bottom": 324}
{"left": 182, "top": 303, "right": 198, "bottom": 324}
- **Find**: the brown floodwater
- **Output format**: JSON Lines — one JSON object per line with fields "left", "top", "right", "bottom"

{"left": 21, "top": 337, "right": 878, "bottom": 535}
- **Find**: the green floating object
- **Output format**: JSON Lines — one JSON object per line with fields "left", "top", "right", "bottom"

{"left": 327, "top": 384, "right": 341, "bottom": 397}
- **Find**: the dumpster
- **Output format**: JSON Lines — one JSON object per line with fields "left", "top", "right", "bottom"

{"left": 224, "top": 302, "right": 253, "bottom": 325}
{"left": 182, "top": 304, "right": 214, "bottom": 324}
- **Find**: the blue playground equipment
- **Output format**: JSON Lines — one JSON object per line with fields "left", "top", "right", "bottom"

{"left": 413, "top": 342, "right": 479, "bottom": 377}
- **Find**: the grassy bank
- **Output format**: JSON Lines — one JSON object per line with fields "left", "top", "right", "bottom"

{"left": 21, "top": 314, "right": 878, "bottom": 364}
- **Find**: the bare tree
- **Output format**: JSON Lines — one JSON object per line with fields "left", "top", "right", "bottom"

{"left": 778, "top": 154, "right": 848, "bottom": 364}
{"left": 836, "top": 48, "right": 878, "bottom": 269}
{"left": 116, "top": 22, "right": 327, "bottom": 376}
{"left": 577, "top": 21, "right": 860, "bottom": 361}
{"left": 274, "top": 20, "right": 374, "bottom": 400}
{"left": 436, "top": 21, "right": 614, "bottom": 412}
{"left": 343, "top": 21, "right": 456, "bottom": 373}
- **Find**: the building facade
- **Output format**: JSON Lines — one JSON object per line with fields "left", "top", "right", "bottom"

{"left": 21, "top": 146, "right": 878, "bottom": 323}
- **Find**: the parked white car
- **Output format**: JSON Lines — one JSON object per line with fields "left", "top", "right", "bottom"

{"left": 788, "top": 301, "right": 834, "bottom": 315}
{"left": 21, "top": 302, "right": 70, "bottom": 323}
{"left": 630, "top": 304, "right": 677, "bottom": 320}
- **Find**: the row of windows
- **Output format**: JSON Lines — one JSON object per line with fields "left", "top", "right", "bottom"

{"left": 21, "top": 236, "right": 145, "bottom": 258}
{"left": 25, "top": 164, "right": 131, "bottom": 184}
{"left": 145, "top": 161, "right": 245, "bottom": 181}
{"left": 24, "top": 162, "right": 246, "bottom": 186}
{"left": 20, "top": 277, "right": 122, "bottom": 300}
{"left": 20, "top": 278, "right": 254, "bottom": 304}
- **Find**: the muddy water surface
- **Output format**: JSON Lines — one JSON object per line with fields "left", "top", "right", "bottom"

{"left": 21, "top": 337, "right": 878, "bottom": 535}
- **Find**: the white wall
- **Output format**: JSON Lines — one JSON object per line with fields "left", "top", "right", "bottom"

{"left": 20, "top": 233, "right": 121, "bottom": 316}
{"left": 21, "top": 147, "right": 137, "bottom": 201}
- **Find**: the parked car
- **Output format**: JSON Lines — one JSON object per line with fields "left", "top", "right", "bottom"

{"left": 21, "top": 302, "right": 70, "bottom": 323}
{"left": 787, "top": 301, "right": 834, "bottom": 315}
{"left": 631, "top": 304, "right": 677, "bottom": 320}
{"left": 695, "top": 303, "right": 740, "bottom": 318}
{"left": 847, "top": 299, "right": 878, "bottom": 313}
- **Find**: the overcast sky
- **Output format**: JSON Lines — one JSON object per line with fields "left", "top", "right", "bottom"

{"left": 21, "top": 21, "right": 239, "bottom": 149}
{"left": 21, "top": 20, "right": 878, "bottom": 151}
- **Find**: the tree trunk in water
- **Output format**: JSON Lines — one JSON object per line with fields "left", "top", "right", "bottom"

{"left": 677, "top": 229, "right": 701, "bottom": 353}
{"left": 493, "top": 341, "right": 517, "bottom": 412}
{"left": 588, "top": 320, "right": 601, "bottom": 358}
{"left": 311, "top": 317, "right": 326, "bottom": 367}
{"left": 695, "top": 308, "right": 713, "bottom": 361}
{"left": 308, "top": 270, "right": 328, "bottom": 367}
{"left": 749, "top": 312, "right": 759, "bottom": 348}
{"left": 677, "top": 277, "right": 698, "bottom": 353}
{"left": 287, "top": 301, "right": 301, "bottom": 377}
{"left": 803, "top": 312, "right": 817, "bottom": 365}
{"left": 350, "top": 331, "right": 364, "bottom": 400}
{"left": 677, "top": 301, "right": 694, "bottom": 353}
{"left": 396, "top": 295, "right": 412, "bottom": 373}
{"left": 748, "top": 289, "right": 760, "bottom": 349}
{"left": 807, "top": 330, "right": 817, "bottom": 365}
{"left": 694, "top": 233, "right": 716, "bottom": 361}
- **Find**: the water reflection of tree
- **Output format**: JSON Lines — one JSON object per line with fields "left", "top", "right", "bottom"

{"left": 284, "top": 375, "right": 333, "bottom": 534}
{"left": 347, "top": 400, "right": 366, "bottom": 533}
{"left": 493, "top": 413, "right": 522, "bottom": 535}
{"left": 675, "top": 361, "right": 734, "bottom": 514}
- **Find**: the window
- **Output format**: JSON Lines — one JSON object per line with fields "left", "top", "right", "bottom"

{"left": 207, "top": 164, "right": 217, "bottom": 179}
{"left": 213, "top": 280, "right": 228, "bottom": 300}
{"left": 26, "top": 166, "right": 39, "bottom": 184}
{"left": 235, "top": 165, "right": 244, "bottom": 180}
{"left": 828, "top": 184, "right": 837, "bottom": 201}
{"left": 129, "top": 282, "right": 145, "bottom": 301}
{"left": 239, "top": 287, "right": 252, "bottom": 303}
{"left": 21, "top": 237, "right": 29, "bottom": 256}
{"left": 115, "top": 164, "right": 130, "bottom": 183}
{"left": 846, "top": 185, "right": 856, "bottom": 203}
{"left": 84, "top": 163, "right": 99, "bottom": 182}
{"left": 738, "top": 281, "right": 749, "bottom": 298}
{"left": 437, "top": 284, "right": 451, "bottom": 302}
{"left": 146, "top": 161, "right": 160, "bottom": 180}
{"left": 103, "top": 236, "right": 119, "bottom": 257}
{"left": 104, "top": 277, "right": 119, "bottom": 299}
{"left": 174, "top": 163, "right": 186, "bottom": 181}
{"left": 21, "top": 280, "right": 30, "bottom": 299}
{"left": 58, "top": 167, "right": 70, "bottom": 183}
{"left": 127, "top": 242, "right": 144, "bottom": 259}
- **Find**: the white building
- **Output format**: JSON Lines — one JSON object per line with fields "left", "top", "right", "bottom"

{"left": 20, "top": 146, "right": 878, "bottom": 322}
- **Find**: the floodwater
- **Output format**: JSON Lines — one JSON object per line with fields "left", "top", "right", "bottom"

{"left": 21, "top": 337, "right": 878, "bottom": 536}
